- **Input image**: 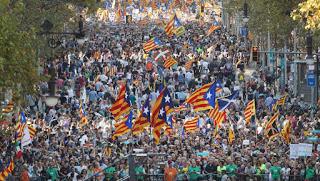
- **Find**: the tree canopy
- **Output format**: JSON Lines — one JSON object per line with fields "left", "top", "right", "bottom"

{"left": 291, "top": 0, "right": 320, "bottom": 30}
{"left": 0, "top": 0, "right": 99, "bottom": 106}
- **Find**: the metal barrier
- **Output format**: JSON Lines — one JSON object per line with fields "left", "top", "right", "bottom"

{"left": 13, "top": 171, "right": 320, "bottom": 181}
{"left": 135, "top": 173, "right": 320, "bottom": 181}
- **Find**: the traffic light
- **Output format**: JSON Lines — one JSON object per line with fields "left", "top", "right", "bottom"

{"left": 252, "top": 46, "right": 258, "bottom": 61}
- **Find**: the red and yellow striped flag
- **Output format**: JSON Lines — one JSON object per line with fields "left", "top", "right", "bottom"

{"left": 228, "top": 127, "right": 235, "bottom": 144}
{"left": 265, "top": 112, "right": 279, "bottom": 131}
{"left": 110, "top": 85, "right": 131, "bottom": 121}
{"left": 185, "top": 60, "right": 194, "bottom": 70}
{"left": 164, "top": 56, "right": 177, "bottom": 68}
{"left": 208, "top": 101, "right": 219, "bottom": 122}
{"left": 165, "top": 15, "right": 175, "bottom": 36}
{"left": 281, "top": 121, "right": 291, "bottom": 144}
{"left": 244, "top": 100, "right": 255, "bottom": 124}
{"left": 185, "top": 82, "right": 222, "bottom": 112}
{"left": 277, "top": 95, "right": 287, "bottom": 106}
{"left": 112, "top": 112, "right": 133, "bottom": 140}
{"left": 184, "top": 117, "right": 199, "bottom": 133}
{"left": 28, "top": 125, "right": 36, "bottom": 139}
{"left": 164, "top": 126, "right": 173, "bottom": 136}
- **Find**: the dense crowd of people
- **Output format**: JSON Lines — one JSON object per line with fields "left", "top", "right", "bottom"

{"left": 1, "top": 13, "right": 320, "bottom": 181}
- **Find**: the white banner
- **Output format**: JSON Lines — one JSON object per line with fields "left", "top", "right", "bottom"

{"left": 290, "top": 143, "right": 313, "bottom": 159}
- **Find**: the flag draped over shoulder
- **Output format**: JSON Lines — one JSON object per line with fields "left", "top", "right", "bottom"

{"left": 281, "top": 121, "right": 291, "bottom": 144}
{"left": 151, "top": 87, "right": 174, "bottom": 144}
{"left": 110, "top": 85, "right": 131, "bottom": 121}
{"left": 132, "top": 98, "right": 151, "bottom": 135}
{"left": 185, "top": 81, "right": 222, "bottom": 112}
{"left": 184, "top": 117, "right": 199, "bottom": 133}
{"left": 112, "top": 111, "right": 133, "bottom": 140}
{"left": 244, "top": 100, "right": 255, "bottom": 124}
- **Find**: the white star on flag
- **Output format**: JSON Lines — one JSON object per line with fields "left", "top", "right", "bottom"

{"left": 160, "top": 108, "right": 165, "bottom": 116}
{"left": 165, "top": 95, "right": 171, "bottom": 103}
{"left": 206, "top": 92, "right": 212, "bottom": 99}
{"left": 155, "top": 91, "right": 160, "bottom": 98}
{"left": 143, "top": 107, "right": 149, "bottom": 115}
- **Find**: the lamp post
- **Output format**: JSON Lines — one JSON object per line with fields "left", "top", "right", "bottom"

{"left": 243, "top": 0, "right": 249, "bottom": 24}
{"left": 44, "top": 63, "right": 59, "bottom": 107}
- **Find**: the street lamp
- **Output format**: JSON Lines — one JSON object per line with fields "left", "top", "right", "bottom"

{"left": 243, "top": 0, "right": 249, "bottom": 23}
{"left": 44, "top": 64, "right": 59, "bottom": 107}
{"left": 38, "top": 15, "right": 86, "bottom": 48}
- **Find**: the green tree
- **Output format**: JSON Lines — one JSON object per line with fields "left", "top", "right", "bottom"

{"left": 291, "top": 0, "right": 320, "bottom": 30}
{"left": 225, "top": 0, "right": 300, "bottom": 48}
{"left": 0, "top": 0, "right": 99, "bottom": 106}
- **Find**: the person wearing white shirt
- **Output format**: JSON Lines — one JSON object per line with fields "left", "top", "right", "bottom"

{"left": 79, "top": 134, "right": 88, "bottom": 147}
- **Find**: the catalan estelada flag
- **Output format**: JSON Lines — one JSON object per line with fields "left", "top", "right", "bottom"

{"left": 143, "top": 37, "right": 162, "bottom": 53}
{"left": 132, "top": 98, "right": 151, "bottom": 135}
{"left": 110, "top": 84, "right": 131, "bottom": 121}
{"left": 151, "top": 88, "right": 174, "bottom": 144}
{"left": 185, "top": 81, "right": 222, "bottom": 112}
{"left": 0, "top": 159, "right": 14, "bottom": 181}
{"left": 163, "top": 56, "right": 177, "bottom": 68}
{"left": 165, "top": 14, "right": 184, "bottom": 37}
{"left": 15, "top": 112, "right": 27, "bottom": 141}
{"left": 244, "top": 100, "right": 255, "bottom": 124}
{"left": 165, "top": 15, "right": 175, "bottom": 36}
{"left": 112, "top": 111, "right": 133, "bottom": 140}
{"left": 184, "top": 117, "right": 199, "bottom": 133}
{"left": 6, "top": 160, "right": 14, "bottom": 173}
{"left": 207, "top": 25, "right": 221, "bottom": 36}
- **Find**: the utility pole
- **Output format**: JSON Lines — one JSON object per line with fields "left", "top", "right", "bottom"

{"left": 315, "top": 49, "right": 319, "bottom": 106}
{"left": 306, "top": 30, "right": 316, "bottom": 105}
